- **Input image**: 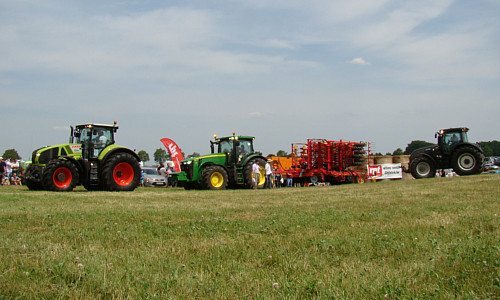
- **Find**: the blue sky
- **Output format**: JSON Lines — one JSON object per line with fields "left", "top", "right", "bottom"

{"left": 1, "top": 0, "right": 499, "bottom": 162}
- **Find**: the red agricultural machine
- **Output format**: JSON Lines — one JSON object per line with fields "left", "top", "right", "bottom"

{"left": 273, "top": 139, "right": 369, "bottom": 186}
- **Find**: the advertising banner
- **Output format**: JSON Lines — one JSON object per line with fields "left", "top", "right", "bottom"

{"left": 367, "top": 163, "right": 402, "bottom": 179}
{"left": 160, "top": 138, "right": 184, "bottom": 172}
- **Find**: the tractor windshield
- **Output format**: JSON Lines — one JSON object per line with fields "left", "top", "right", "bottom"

{"left": 219, "top": 140, "right": 233, "bottom": 154}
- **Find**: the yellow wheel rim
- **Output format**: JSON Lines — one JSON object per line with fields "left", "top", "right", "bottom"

{"left": 258, "top": 169, "right": 266, "bottom": 186}
{"left": 210, "top": 172, "right": 224, "bottom": 188}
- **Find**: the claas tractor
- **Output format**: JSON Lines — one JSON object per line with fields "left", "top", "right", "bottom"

{"left": 25, "top": 122, "right": 141, "bottom": 191}
{"left": 171, "top": 133, "right": 267, "bottom": 190}
{"left": 408, "top": 127, "right": 485, "bottom": 179}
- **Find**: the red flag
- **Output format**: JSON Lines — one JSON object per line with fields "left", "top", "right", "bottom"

{"left": 160, "top": 138, "right": 184, "bottom": 172}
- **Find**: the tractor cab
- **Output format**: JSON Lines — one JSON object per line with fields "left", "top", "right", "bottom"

{"left": 436, "top": 127, "right": 469, "bottom": 155}
{"left": 210, "top": 133, "right": 255, "bottom": 165}
{"left": 71, "top": 123, "right": 118, "bottom": 159}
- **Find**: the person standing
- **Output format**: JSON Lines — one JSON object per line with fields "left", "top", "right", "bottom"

{"left": 0, "top": 157, "right": 6, "bottom": 185}
{"left": 265, "top": 159, "right": 273, "bottom": 189}
{"left": 252, "top": 161, "right": 260, "bottom": 189}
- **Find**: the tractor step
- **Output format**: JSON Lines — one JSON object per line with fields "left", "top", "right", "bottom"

{"left": 90, "top": 164, "right": 99, "bottom": 181}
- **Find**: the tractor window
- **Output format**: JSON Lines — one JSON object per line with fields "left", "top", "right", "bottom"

{"left": 238, "top": 141, "right": 253, "bottom": 157}
{"left": 76, "top": 128, "right": 92, "bottom": 144}
{"left": 219, "top": 140, "right": 233, "bottom": 154}
{"left": 444, "top": 133, "right": 461, "bottom": 146}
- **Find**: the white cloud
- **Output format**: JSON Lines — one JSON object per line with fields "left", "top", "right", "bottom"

{"left": 347, "top": 57, "right": 371, "bottom": 65}
{"left": 248, "top": 112, "right": 263, "bottom": 118}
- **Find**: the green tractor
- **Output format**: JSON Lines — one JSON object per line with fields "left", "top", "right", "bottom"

{"left": 25, "top": 122, "right": 141, "bottom": 191}
{"left": 172, "top": 133, "right": 267, "bottom": 190}
{"left": 408, "top": 127, "right": 485, "bottom": 179}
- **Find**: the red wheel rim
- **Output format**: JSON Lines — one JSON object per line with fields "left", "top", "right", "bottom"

{"left": 53, "top": 167, "right": 72, "bottom": 188}
{"left": 113, "top": 162, "right": 134, "bottom": 186}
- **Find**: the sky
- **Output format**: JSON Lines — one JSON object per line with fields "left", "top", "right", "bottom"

{"left": 1, "top": 0, "right": 499, "bottom": 163}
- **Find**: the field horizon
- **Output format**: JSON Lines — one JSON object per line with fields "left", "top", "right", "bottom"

{"left": 1, "top": 174, "right": 499, "bottom": 298}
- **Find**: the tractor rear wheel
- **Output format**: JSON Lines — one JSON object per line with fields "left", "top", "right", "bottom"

{"left": 243, "top": 157, "right": 266, "bottom": 189}
{"left": 42, "top": 160, "right": 79, "bottom": 191}
{"left": 410, "top": 157, "right": 436, "bottom": 179}
{"left": 101, "top": 153, "right": 141, "bottom": 191}
{"left": 201, "top": 165, "right": 228, "bottom": 190}
{"left": 451, "top": 146, "right": 484, "bottom": 176}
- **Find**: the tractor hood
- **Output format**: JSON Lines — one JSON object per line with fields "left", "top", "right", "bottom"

{"left": 409, "top": 145, "right": 438, "bottom": 160}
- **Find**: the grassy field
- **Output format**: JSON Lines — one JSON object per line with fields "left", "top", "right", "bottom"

{"left": 0, "top": 174, "right": 498, "bottom": 299}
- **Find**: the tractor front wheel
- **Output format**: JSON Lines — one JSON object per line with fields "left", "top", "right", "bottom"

{"left": 42, "top": 160, "right": 79, "bottom": 191}
{"left": 451, "top": 146, "right": 485, "bottom": 176}
{"left": 410, "top": 157, "right": 436, "bottom": 179}
{"left": 201, "top": 165, "right": 228, "bottom": 190}
{"left": 101, "top": 153, "right": 141, "bottom": 191}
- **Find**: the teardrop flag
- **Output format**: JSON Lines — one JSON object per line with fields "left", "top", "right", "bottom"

{"left": 160, "top": 138, "right": 184, "bottom": 172}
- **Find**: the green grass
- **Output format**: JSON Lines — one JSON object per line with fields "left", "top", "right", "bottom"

{"left": 1, "top": 174, "right": 499, "bottom": 299}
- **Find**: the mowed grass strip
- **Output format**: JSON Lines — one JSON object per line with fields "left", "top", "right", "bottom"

{"left": 0, "top": 174, "right": 498, "bottom": 299}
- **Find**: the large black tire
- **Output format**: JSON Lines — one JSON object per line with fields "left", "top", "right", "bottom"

{"left": 42, "top": 160, "right": 79, "bottom": 192}
{"left": 451, "top": 146, "right": 485, "bottom": 176}
{"left": 25, "top": 165, "right": 44, "bottom": 190}
{"left": 101, "top": 153, "right": 141, "bottom": 191}
{"left": 26, "top": 179, "right": 43, "bottom": 190}
{"left": 409, "top": 157, "right": 436, "bottom": 179}
{"left": 201, "top": 165, "right": 228, "bottom": 190}
{"left": 243, "top": 157, "right": 266, "bottom": 189}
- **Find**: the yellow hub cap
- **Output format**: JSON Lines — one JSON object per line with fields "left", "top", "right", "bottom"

{"left": 210, "top": 172, "right": 224, "bottom": 188}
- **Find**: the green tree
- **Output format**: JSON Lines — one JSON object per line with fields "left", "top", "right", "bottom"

{"left": 392, "top": 148, "right": 404, "bottom": 156}
{"left": 187, "top": 152, "right": 200, "bottom": 158}
{"left": 137, "top": 150, "right": 149, "bottom": 163}
{"left": 276, "top": 150, "right": 288, "bottom": 157}
{"left": 153, "top": 148, "right": 169, "bottom": 165}
{"left": 404, "top": 140, "right": 435, "bottom": 155}
{"left": 478, "top": 141, "right": 500, "bottom": 156}
{"left": 2, "top": 149, "right": 20, "bottom": 160}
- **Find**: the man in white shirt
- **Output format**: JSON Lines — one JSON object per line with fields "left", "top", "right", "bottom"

{"left": 252, "top": 161, "right": 260, "bottom": 189}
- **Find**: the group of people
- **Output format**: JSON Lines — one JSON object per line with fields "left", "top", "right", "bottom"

{"left": 158, "top": 164, "right": 178, "bottom": 187}
{"left": 0, "top": 157, "right": 22, "bottom": 186}
{"left": 252, "top": 159, "right": 293, "bottom": 189}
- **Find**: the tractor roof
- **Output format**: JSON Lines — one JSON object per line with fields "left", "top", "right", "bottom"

{"left": 75, "top": 123, "right": 118, "bottom": 129}
{"left": 437, "top": 127, "right": 469, "bottom": 134}
{"left": 216, "top": 135, "right": 255, "bottom": 142}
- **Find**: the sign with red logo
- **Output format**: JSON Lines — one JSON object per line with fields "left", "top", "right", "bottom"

{"left": 160, "top": 138, "right": 184, "bottom": 172}
{"left": 367, "top": 163, "right": 402, "bottom": 179}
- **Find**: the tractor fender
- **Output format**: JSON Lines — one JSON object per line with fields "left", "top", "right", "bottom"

{"left": 99, "top": 145, "right": 141, "bottom": 162}
{"left": 241, "top": 154, "right": 267, "bottom": 167}
{"left": 450, "top": 142, "right": 483, "bottom": 155}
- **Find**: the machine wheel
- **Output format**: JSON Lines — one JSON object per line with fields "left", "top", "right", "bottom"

{"left": 409, "top": 157, "right": 436, "bottom": 179}
{"left": 101, "top": 153, "right": 141, "bottom": 191}
{"left": 42, "top": 160, "right": 79, "bottom": 192}
{"left": 26, "top": 179, "right": 43, "bottom": 190}
{"left": 451, "top": 146, "right": 485, "bottom": 176}
{"left": 201, "top": 165, "right": 228, "bottom": 190}
{"left": 25, "top": 165, "right": 43, "bottom": 190}
{"left": 243, "top": 157, "right": 266, "bottom": 189}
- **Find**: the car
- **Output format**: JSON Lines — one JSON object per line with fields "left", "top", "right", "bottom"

{"left": 141, "top": 167, "right": 167, "bottom": 187}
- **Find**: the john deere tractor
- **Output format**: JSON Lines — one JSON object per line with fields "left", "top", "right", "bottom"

{"left": 25, "top": 122, "right": 141, "bottom": 191}
{"left": 171, "top": 133, "right": 267, "bottom": 190}
{"left": 408, "top": 127, "right": 485, "bottom": 179}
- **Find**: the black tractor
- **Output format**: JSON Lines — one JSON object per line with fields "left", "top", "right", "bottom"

{"left": 408, "top": 127, "right": 485, "bottom": 179}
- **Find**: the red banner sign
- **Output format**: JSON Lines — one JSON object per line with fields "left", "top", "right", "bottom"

{"left": 160, "top": 138, "right": 184, "bottom": 172}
